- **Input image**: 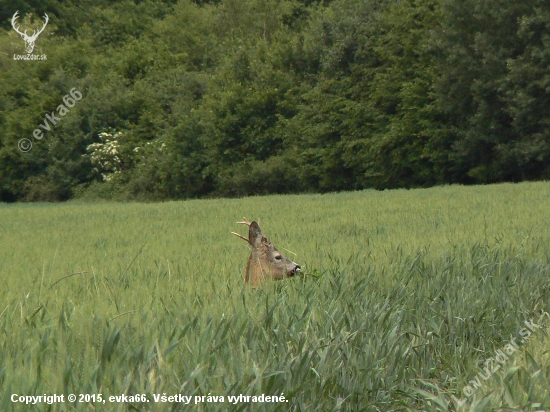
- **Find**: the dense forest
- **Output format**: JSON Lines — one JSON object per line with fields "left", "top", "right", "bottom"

{"left": 0, "top": 0, "right": 548, "bottom": 201}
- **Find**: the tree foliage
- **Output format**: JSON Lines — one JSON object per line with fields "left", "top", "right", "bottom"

{"left": 0, "top": 0, "right": 548, "bottom": 201}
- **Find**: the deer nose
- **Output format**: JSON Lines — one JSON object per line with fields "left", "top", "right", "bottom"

{"left": 288, "top": 264, "right": 301, "bottom": 276}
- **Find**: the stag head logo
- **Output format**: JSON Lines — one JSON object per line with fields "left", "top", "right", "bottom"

{"left": 232, "top": 218, "right": 301, "bottom": 287}
{"left": 11, "top": 11, "right": 49, "bottom": 54}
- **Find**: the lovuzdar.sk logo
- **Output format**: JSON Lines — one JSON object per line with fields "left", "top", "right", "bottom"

{"left": 11, "top": 11, "right": 49, "bottom": 60}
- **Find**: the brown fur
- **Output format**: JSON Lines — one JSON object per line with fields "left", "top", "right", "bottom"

{"left": 232, "top": 218, "right": 300, "bottom": 287}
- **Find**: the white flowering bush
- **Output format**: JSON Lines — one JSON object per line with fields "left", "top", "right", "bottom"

{"left": 83, "top": 131, "right": 169, "bottom": 199}
{"left": 132, "top": 140, "right": 166, "bottom": 167}
{"left": 85, "top": 131, "right": 123, "bottom": 182}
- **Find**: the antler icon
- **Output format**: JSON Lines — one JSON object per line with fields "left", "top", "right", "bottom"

{"left": 11, "top": 11, "right": 49, "bottom": 54}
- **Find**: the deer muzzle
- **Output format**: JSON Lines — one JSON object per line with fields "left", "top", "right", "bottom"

{"left": 287, "top": 264, "right": 301, "bottom": 277}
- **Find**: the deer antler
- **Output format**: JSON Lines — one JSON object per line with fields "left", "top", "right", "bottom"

{"left": 236, "top": 217, "right": 252, "bottom": 226}
{"left": 32, "top": 13, "right": 49, "bottom": 39}
{"left": 231, "top": 217, "right": 252, "bottom": 244}
{"left": 11, "top": 11, "right": 48, "bottom": 39}
{"left": 11, "top": 11, "right": 26, "bottom": 37}
{"left": 11, "top": 11, "right": 49, "bottom": 54}
{"left": 231, "top": 231, "right": 249, "bottom": 243}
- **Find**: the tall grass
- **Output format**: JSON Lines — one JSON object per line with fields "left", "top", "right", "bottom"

{"left": 0, "top": 182, "right": 549, "bottom": 410}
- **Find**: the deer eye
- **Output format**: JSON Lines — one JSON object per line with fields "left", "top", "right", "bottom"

{"left": 275, "top": 255, "right": 282, "bottom": 260}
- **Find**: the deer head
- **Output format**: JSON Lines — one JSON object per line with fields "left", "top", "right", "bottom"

{"left": 11, "top": 11, "right": 49, "bottom": 54}
{"left": 232, "top": 218, "right": 301, "bottom": 287}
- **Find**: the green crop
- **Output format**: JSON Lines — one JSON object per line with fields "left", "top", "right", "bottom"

{"left": 1, "top": 182, "right": 549, "bottom": 411}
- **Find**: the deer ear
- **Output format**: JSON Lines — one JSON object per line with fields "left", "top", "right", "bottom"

{"left": 249, "top": 221, "right": 272, "bottom": 249}
{"left": 248, "top": 221, "right": 264, "bottom": 245}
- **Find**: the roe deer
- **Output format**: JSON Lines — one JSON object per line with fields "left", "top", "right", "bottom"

{"left": 232, "top": 218, "right": 301, "bottom": 287}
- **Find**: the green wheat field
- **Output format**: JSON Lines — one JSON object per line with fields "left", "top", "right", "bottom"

{"left": 1, "top": 182, "right": 550, "bottom": 411}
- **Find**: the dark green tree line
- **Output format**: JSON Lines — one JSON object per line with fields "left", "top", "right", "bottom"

{"left": 0, "top": 0, "right": 548, "bottom": 201}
